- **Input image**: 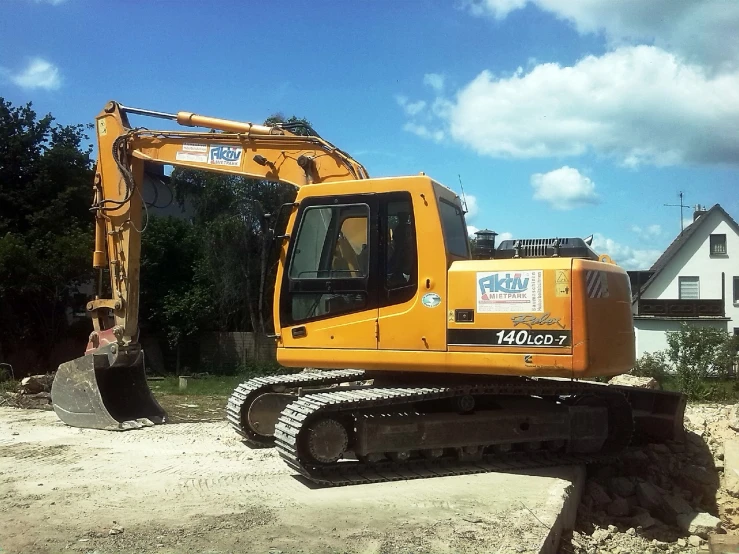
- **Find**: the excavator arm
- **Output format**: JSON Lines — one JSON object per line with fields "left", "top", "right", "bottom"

{"left": 51, "top": 100, "right": 369, "bottom": 430}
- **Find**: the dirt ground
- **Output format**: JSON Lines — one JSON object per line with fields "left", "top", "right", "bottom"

{"left": 0, "top": 406, "right": 582, "bottom": 554}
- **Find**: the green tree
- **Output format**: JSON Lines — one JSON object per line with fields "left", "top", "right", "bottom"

{"left": 665, "top": 323, "right": 739, "bottom": 399}
{"left": 139, "top": 216, "right": 214, "bottom": 347}
{"left": 167, "top": 113, "right": 306, "bottom": 335}
{"left": 0, "top": 99, "right": 94, "bottom": 367}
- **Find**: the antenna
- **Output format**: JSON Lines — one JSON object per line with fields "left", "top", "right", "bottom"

{"left": 664, "top": 191, "right": 689, "bottom": 234}
{"left": 458, "top": 174, "right": 469, "bottom": 214}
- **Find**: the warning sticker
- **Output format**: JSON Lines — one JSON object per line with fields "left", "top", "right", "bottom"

{"left": 175, "top": 151, "right": 208, "bottom": 163}
{"left": 555, "top": 269, "right": 571, "bottom": 297}
{"left": 182, "top": 143, "right": 208, "bottom": 153}
{"left": 477, "top": 271, "right": 543, "bottom": 313}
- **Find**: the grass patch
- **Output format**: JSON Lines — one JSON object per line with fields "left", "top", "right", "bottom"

{"left": 149, "top": 375, "right": 246, "bottom": 396}
{"left": 148, "top": 360, "right": 291, "bottom": 397}
{"left": 660, "top": 376, "right": 739, "bottom": 403}
{"left": 0, "top": 379, "right": 18, "bottom": 394}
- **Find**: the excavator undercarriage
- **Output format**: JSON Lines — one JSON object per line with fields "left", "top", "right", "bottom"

{"left": 227, "top": 370, "right": 686, "bottom": 486}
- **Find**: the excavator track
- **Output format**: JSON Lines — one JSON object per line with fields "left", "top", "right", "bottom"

{"left": 226, "top": 369, "right": 367, "bottom": 446}
{"left": 274, "top": 379, "right": 635, "bottom": 487}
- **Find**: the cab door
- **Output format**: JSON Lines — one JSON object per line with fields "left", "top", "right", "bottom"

{"left": 279, "top": 194, "right": 379, "bottom": 349}
{"left": 377, "top": 190, "right": 448, "bottom": 351}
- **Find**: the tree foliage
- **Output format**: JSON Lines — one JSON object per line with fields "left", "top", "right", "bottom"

{"left": 139, "top": 113, "right": 304, "bottom": 348}
{"left": 665, "top": 323, "right": 739, "bottom": 399}
{"left": 139, "top": 216, "right": 213, "bottom": 347}
{"left": 0, "top": 98, "right": 94, "bottom": 364}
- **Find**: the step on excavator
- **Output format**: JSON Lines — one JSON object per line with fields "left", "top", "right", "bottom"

{"left": 51, "top": 101, "right": 686, "bottom": 486}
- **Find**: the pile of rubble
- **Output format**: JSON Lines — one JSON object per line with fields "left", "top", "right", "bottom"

{"left": 0, "top": 373, "right": 54, "bottom": 410}
{"left": 560, "top": 399, "right": 739, "bottom": 554}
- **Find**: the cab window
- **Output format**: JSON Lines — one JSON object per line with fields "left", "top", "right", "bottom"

{"left": 438, "top": 198, "right": 470, "bottom": 259}
{"left": 287, "top": 204, "right": 369, "bottom": 322}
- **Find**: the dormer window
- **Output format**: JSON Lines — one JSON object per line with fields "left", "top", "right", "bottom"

{"left": 710, "top": 234, "right": 727, "bottom": 255}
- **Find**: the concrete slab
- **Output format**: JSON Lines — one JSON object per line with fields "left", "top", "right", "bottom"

{"left": 723, "top": 439, "right": 739, "bottom": 497}
{"left": 0, "top": 407, "right": 584, "bottom": 554}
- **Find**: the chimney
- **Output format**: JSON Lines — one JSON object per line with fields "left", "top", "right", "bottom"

{"left": 693, "top": 204, "right": 707, "bottom": 222}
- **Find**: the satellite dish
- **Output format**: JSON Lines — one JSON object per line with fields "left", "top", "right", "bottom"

{"left": 584, "top": 234, "right": 593, "bottom": 246}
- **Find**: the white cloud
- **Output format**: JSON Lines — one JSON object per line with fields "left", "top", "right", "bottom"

{"left": 395, "top": 95, "right": 426, "bottom": 116}
{"left": 403, "top": 122, "right": 444, "bottom": 143}
{"left": 531, "top": 166, "right": 598, "bottom": 210}
{"left": 592, "top": 233, "right": 661, "bottom": 270}
{"left": 6, "top": 58, "right": 61, "bottom": 90}
{"left": 405, "top": 100, "right": 426, "bottom": 116}
{"left": 463, "top": 194, "right": 478, "bottom": 220}
{"left": 423, "top": 73, "right": 446, "bottom": 93}
{"left": 445, "top": 46, "right": 739, "bottom": 167}
{"left": 464, "top": 0, "right": 527, "bottom": 19}
{"left": 631, "top": 224, "right": 662, "bottom": 240}
{"left": 465, "top": 0, "right": 739, "bottom": 70}
{"left": 467, "top": 225, "right": 479, "bottom": 237}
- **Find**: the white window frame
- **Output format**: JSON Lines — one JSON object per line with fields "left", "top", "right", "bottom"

{"left": 710, "top": 234, "right": 727, "bottom": 256}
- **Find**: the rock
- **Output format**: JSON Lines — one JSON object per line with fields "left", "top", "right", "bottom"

{"left": 682, "top": 464, "right": 716, "bottom": 486}
{"left": 607, "top": 496, "right": 630, "bottom": 517}
{"left": 587, "top": 480, "right": 612, "bottom": 506}
{"left": 723, "top": 440, "right": 739, "bottom": 497}
{"left": 729, "top": 405, "right": 739, "bottom": 432}
{"left": 662, "top": 493, "right": 693, "bottom": 520}
{"left": 676, "top": 511, "right": 722, "bottom": 539}
{"left": 636, "top": 481, "right": 665, "bottom": 514}
{"left": 676, "top": 538, "right": 687, "bottom": 547}
{"left": 688, "top": 535, "right": 702, "bottom": 547}
{"left": 686, "top": 413, "right": 707, "bottom": 431}
{"left": 651, "top": 539, "right": 668, "bottom": 550}
{"left": 609, "top": 374, "right": 660, "bottom": 389}
{"left": 630, "top": 507, "right": 657, "bottom": 529}
{"left": 19, "top": 374, "right": 54, "bottom": 394}
{"left": 609, "top": 477, "right": 635, "bottom": 497}
{"left": 625, "top": 527, "right": 636, "bottom": 536}
{"left": 591, "top": 528, "right": 610, "bottom": 544}
{"left": 648, "top": 443, "right": 672, "bottom": 455}
{"left": 109, "top": 524, "right": 124, "bottom": 536}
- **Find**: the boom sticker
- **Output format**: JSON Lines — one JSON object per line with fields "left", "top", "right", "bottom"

{"left": 476, "top": 270, "right": 543, "bottom": 313}
{"left": 182, "top": 143, "right": 208, "bottom": 152}
{"left": 208, "top": 145, "right": 242, "bottom": 166}
{"left": 175, "top": 151, "right": 207, "bottom": 163}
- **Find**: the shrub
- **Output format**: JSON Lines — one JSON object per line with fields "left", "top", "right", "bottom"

{"left": 631, "top": 351, "right": 669, "bottom": 382}
{"left": 665, "top": 323, "right": 739, "bottom": 400}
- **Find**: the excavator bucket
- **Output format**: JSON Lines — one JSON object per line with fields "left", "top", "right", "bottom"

{"left": 51, "top": 343, "right": 166, "bottom": 431}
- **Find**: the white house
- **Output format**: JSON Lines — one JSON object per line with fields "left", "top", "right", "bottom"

{"left": 629, "top": 204, "right": 739, "bottom": 358}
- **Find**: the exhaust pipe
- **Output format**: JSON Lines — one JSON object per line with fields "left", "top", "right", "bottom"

{"left": 51, "top": 342, "right": 166, "bottom": 431}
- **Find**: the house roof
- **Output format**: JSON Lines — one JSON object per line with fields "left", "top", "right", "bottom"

{"left": 635, "top": 204, "right": 739, "bottom": 297}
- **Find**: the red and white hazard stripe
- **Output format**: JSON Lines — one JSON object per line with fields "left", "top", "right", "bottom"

{"left": 586, "top": 270, "right": 609, "bottom": 298}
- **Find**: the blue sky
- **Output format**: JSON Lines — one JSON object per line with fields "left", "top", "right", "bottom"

{"left": 2, "top": 0, "right": 737, "bottom": 269}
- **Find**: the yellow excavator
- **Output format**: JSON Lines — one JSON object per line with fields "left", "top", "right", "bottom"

{"left": 51, "top": 101, "right": 685, "bottom": 486}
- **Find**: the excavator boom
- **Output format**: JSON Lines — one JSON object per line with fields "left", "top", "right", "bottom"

{"left": 52, "top": 101, "right": 369, "bottom": 430}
